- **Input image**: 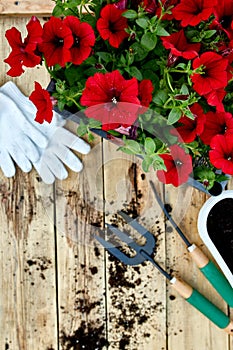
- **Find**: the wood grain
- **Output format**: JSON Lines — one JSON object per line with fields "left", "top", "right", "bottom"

{"left": 0, "top": 16, "right": 56, "bottom": 350}
{"left": 54, "top": 130, "right": 108, "bottom": 349}
{"left": 0, "top": 0, "right": 54, "bottom": 15}
{"left": 103, "top": 140, "right": 167, "bottom": 350}
{"left": 0, "top": 171, "right": 58, "bottom": 350}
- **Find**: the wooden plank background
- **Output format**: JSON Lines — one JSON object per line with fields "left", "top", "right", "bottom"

{"left": 0, "top": 5, "right": 233, "bottom": 350}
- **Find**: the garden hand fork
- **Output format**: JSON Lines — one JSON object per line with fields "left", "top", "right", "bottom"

{"left": 95, "top": 211, "right": 233, "bottom": 335}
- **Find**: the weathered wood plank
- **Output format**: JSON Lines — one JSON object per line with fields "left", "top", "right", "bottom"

{"left": 54, "top": 131, "right": 108, "bottom": 349}
{"left": 165, "top": 184, "right": 230, "bottom": 350}
{"left": 0, "top": 172, "right": 58, "bottom": 350}
{"left": 0, "top": 0, "right": 54, "bottom": 15}
{"left": 0, "top": 16, "right": 57, "bottom": 350}
{"left": 103, "top": 140, "right": 167, "bottom": 350}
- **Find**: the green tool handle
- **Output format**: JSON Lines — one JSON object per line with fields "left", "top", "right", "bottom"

{"left": 188, "top": 244, "right": 233, "bottom": 307}
{"left": 170, "top": 277, "right": 233, "bottom": 334}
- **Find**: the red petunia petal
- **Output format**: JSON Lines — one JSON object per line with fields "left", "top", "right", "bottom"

{"left": 29, "top": 82, "right": 53, "bottom": 124}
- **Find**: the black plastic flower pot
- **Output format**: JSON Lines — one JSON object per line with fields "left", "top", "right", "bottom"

{"left": 198, "top": 190, "right": 233, "bottom": 288}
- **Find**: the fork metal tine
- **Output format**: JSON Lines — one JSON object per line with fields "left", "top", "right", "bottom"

{"left": 106, "top": 223, "right": 145, "bottom": 253}
{"left": 118, "top": 211, "right": 148, "bottom": 234}
{"left": 94, "top": 234, "right": 145, "bottom": 265}
{"left": 118, "top": 211, "right": 156, "bottom": 255}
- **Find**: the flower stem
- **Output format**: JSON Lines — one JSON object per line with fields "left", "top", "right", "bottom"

{"left": 66, "top": 96, "right": 82, "bottom": 109}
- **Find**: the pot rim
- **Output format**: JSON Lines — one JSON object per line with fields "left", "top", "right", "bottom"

{"left": 198, "top": 190, "right": 233, "bottom": 288}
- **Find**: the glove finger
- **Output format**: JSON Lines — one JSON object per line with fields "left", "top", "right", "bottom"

{"left": 0, "top": 149, "right": 16, "bottom": 177}
{"left": 49, "top": 143, "right": 83, "bottom": 172}
{"left": 54, "top": 128, "right": 91, "bottom": 154}
{"left": 8, "top": 144, "right": 32, "bottom": 173}
{"left": 40, "top": 150, "right": 68, "bottom": 180}
{"left": 33, "top": 160, "right": 56, "bottom": 185}
{"left": 22, "top": 119, "right": 48, "bottom": 148}
{"left": 16, "top": 134, "right": 40, "bottom": 163}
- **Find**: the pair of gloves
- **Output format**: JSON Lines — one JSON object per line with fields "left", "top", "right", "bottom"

{"left": 0, "top": 82, "right": 90, "bottom": 184}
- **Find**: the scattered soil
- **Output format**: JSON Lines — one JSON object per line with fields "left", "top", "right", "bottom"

{"left": 207, "top": 198, "right": 233, "bottom": 273}
{"left": 60, "top": 322, "right": 109, "bottom": 349}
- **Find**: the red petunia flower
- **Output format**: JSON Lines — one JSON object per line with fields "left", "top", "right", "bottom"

{"left": 29, "top": 82, "right": 53, "bottom": 124}
{"left": 161, "top": 30, "right": 201, "bottom": 60}
{"left": 80, "top": 70, "right": 141, "bottom": 131}
{"left": 97, "top": 4, "right": 129, "bottom": 48}
{"left": 138, "top": 79, "right": 154, "bottom": 107}
{"left": 204, "top": 88, "right": 227, "bottom": 112}
{"left": 172, "top": 0, "right": 217, "bottom": 27}
{"left": 4, "top": 16, "right": 43, "bottom": 77}
{"left": 171, "top": 103, "right": 206, "bottom": 143}
{"left": 63, "top": 16, "right": 95, "bottom": 65}
{"left": 39, "top": 16, "right": 73, "bottom": 67}
{"left": 212, "top": 0, "right": 233, "bottom": 39}
{"left": 200, "top": 111, "right": 233, "bottom": 145}
{"left": 209, "top": 134, "right": 233, "bottom": 175}
{"left": 191, "top": 52, "right": 228, "bottom": 96}
{"left": 157, "top": 145, "right": 193, "bottom": 187}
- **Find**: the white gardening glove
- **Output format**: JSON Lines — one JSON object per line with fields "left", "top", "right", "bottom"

{"left": 1, "top": 81, "right": 91, "bottom": 184}
{"left": 0, "top": 92, "right": 48, "bottom": 177}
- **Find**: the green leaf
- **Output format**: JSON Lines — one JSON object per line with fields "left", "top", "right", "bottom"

{"left": 151, "top": 154, "right": 166, "bottom": 171}
{"left": 143, "top": 70, "right": 160, "bottom": 89}
{"left": 144, "top": 138, "right": 156, "bottom": 155}
{"left": 203, "top": 30, "right": 216, "bottom": 39}
{"left": 156, "top": 26, "right": 170, "bottom": 36}
{"left": 89, "top": 119, "right": 102, "bottom": 129}
{"left": 87, "top": 132, "right": 95, "bottom": 143}
{"left": 175, "top": 63, "right": 186, "bottom": 69}
{"left": 141, "top": 32, "right": 157, "bottom": 51}
{"left": 119, "top": 140, "right": 142, "bottom": 155}
{"left": 167, "top": 109, "right": 182, "bottom": 125}
{"left": 184, "top": 108, "right": 194, "bottom": 120}
{"left": 97, "top": 52, "right": 112, "bottom": 63}
{"left": 142, "top": 155, "right": 154, "bottom": 172}
{"left": 180, "top": 84, "right": 189, "bottom": 95}
{"left": 77, "top": 122, "right": 88, "bottom": 137}
{"left": 122, "top": 9, "right": 138, "bottom": 19}
{"left": 52, "top": 4, "right": 64, "bottom": 16}
{"left": 130, "top": 42, "right": 149, "bottom": 61}
{"left": 57, "top": 100, "right": 66, "bottom": 111}
{"left": 153, "top": 90, "right": 168, "bottom": 106}
{"left": 129, "top": 66, "right": 143, "bottom": 80}
{"left": 120, "top": 54, "right": 126, "bottom": 65}
{"left": 136, "top": 18, "right": 149, "bottom": 29}
{"left": 142, "top": 59, "right": 160, "bottom": 71}
{"left": 65, "top": 66, "right": 83, "bottom": 85}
